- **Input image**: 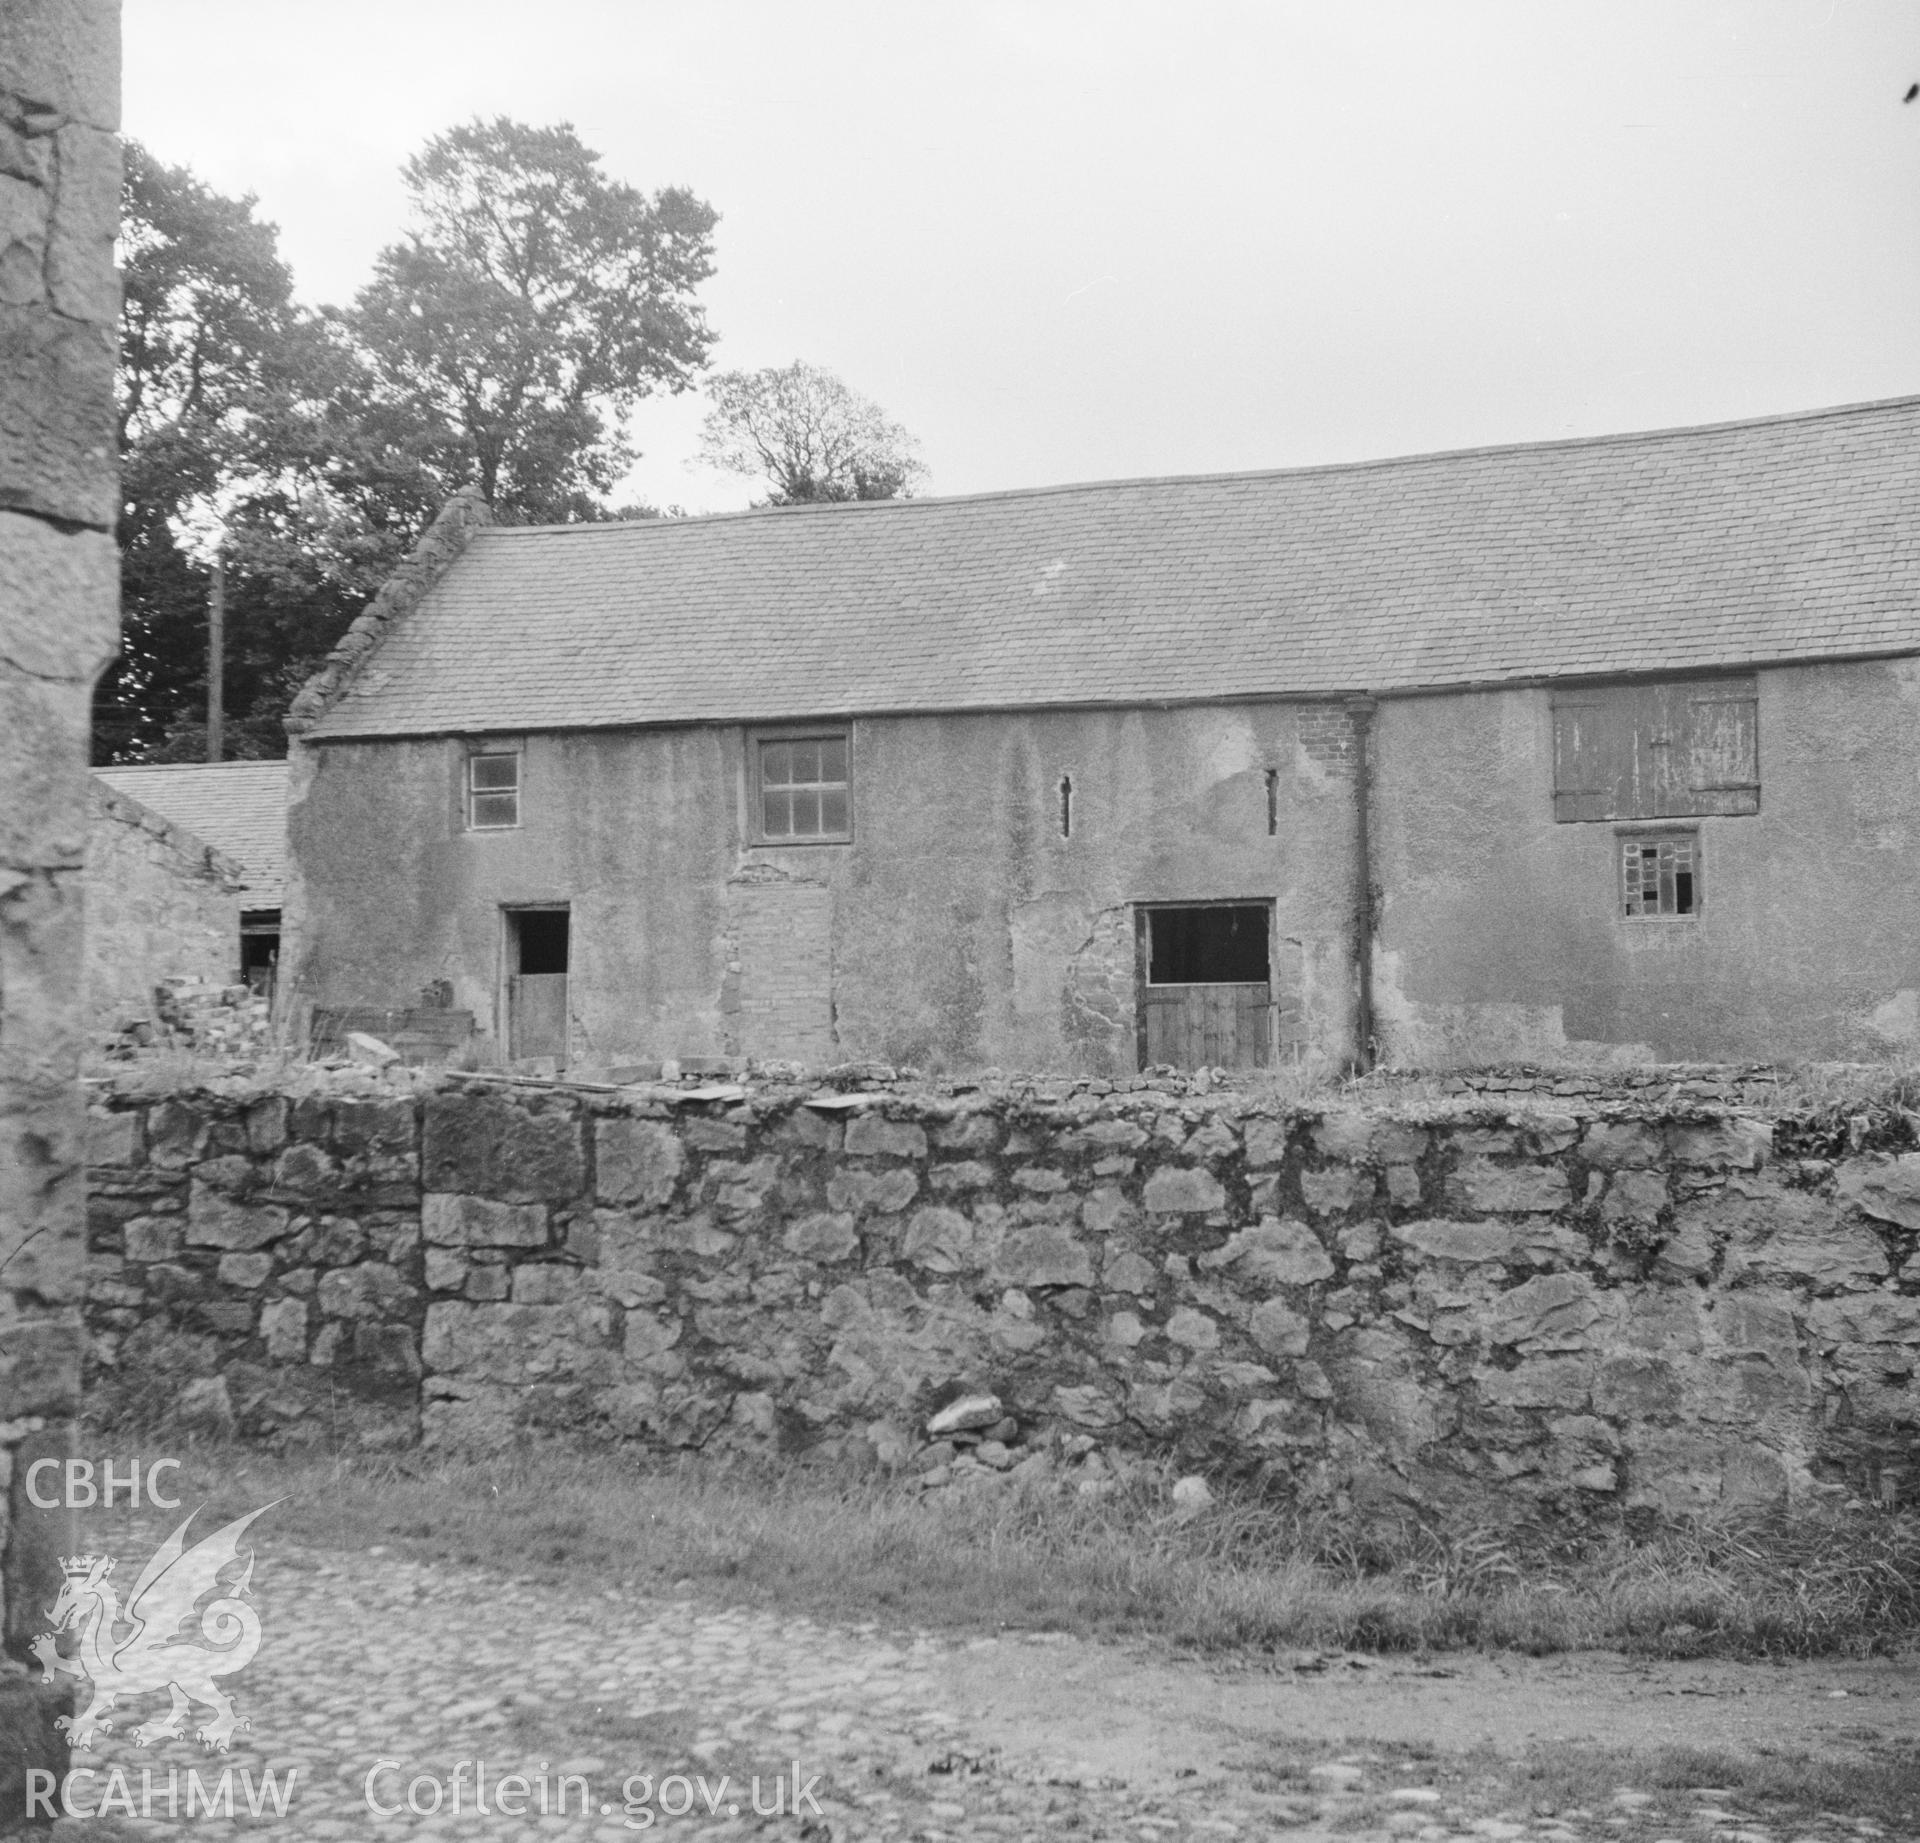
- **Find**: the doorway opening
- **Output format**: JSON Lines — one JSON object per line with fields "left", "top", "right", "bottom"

{"left": 239, "top": 908, "right": 280, "bottom": 1000}
{"left": 1137, "top": 902, "right": 1275, "bottom": 1070}
{"left": 505, "top": 906, "right": 570, "bottom": 1065}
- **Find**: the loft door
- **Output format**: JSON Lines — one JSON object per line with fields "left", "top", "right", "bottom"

{"left": 1138, "top": 904, "right": 1274, "bottom": 1070}
{"left": 506, "top": 907, "right": 569, "bottom": 1065}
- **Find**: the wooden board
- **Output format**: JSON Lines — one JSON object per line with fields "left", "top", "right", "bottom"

{"left": 1141, "top": 983, "right": 1274, "bottom": 1070}
{"left": 509, "top": 973, "right": 569, "bottom": 1062}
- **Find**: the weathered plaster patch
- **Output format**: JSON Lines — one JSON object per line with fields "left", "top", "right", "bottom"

{"left": 1373, "top": 949, "right": 1655, "bottom": 1069}
{"left": 1864, "top": 988, "right": 1920, "bottom": 1046}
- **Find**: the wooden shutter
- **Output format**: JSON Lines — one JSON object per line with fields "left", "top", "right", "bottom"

{"left": 1682, "top": 680, "right": 1759, "bottom": 815}
{"left": 1552, "top": 691, "right": 1635, "bottom": 822}
{"left": 1553, "top": 676, "right": 1757, "bottom": 822}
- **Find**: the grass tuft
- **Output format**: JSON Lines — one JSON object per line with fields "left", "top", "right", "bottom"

{"left": 110, "top": 1440, "right": 1920, "bottom": 1663}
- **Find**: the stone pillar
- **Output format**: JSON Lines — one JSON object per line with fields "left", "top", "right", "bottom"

{"left": 0, "top": 0, "right": 120, "bottom": 1819}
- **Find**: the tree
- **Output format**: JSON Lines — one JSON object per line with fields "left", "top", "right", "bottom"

{"left": 101, "top": 142, "right": 297, "bottom": 759}
{"left": 352, "top": 119, "right": 720, "bottom": 522}
{"left": 697, "top": 360, "right": 928, "bottom": 504}
{"left": 98, "top": 146, "right": 432, "bottom": 762}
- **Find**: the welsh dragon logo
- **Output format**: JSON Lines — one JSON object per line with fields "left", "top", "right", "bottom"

{"left": 32, "top": 1503, "right": 278, "bottom": 1752}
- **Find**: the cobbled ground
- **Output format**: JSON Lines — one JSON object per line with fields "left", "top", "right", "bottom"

{"left": 40, "top": 1536, "right": 1910, "bottom": 1843}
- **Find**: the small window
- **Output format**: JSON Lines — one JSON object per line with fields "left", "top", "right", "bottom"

{"left": 755, "top": 731, "right": 850, "bottom": 842}
{"left": 467, "top": 751, "right": 520, "bottom": 830}
{"left": 1621, "top": 833, "right": 1700, "bottom": 917}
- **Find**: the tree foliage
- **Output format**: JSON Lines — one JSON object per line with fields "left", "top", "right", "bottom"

{"left": 99, "top": 123, "right": 721, "bottom": 761}
{"left": 697, "top": 360, "right": 927, "bottom": 505}
{"left": 353, "top": 119, "right": 719, "bottom": 521}
{"left": 100, "top": 145, "right": 436, "bottom": 762}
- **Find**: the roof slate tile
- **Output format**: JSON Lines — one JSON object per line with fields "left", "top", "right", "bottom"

{"left": 311, "top": 397, "right": 1920, "bottom": 739}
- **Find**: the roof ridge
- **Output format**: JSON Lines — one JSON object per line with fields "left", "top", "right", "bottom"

{"left": 473, "top": 392, "right": 1920, "bottom": 537}
{"left": 88, "top": 776, "right": 246, "bottom": 888}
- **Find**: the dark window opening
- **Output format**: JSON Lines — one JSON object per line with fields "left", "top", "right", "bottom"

{"left": 1622, "top": 836, "right": 1700, "bottom": 918}
{"left": 1147, "top": 905, "right": 1270, "bottom": 985}
{"left": 510, "top": 908, "right": 570, "bottom": 974}
{"left": 1059, "top": 775, "right": 1073, "bottom": 838}
{"left": 240, "top": 908, "right": 279, "bottom": 997}
{"left": 1264, "top": 768, "right": 1278, "bottom": 836}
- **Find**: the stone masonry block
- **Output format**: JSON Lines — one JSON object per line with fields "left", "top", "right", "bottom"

{"left": 932, "top": 1113, "right": 1000, "bottom": 1152}
{"left": 1202, "top": 1216, "right": 1334, "bottom": 1287}
{"left": 1165, "top": 1306, "right": 1219, "bottom": 1350}
{"left": 826, "top": 1167, "right": 918, "bottom": 1214}
{"left": 1599, "top": 1167, "right": 1667, "bottom": 1225}
{"left": 422, "top": 1092, "right": 585, "bottom": 1202}
{"left": 84, "top": 1108, "right": 137, "bottom": 1168}
{"left": 783, "top": 1211, "right": 859, "bottom": 1261}
{"left": 47, "top": 123, "right": 117, "bottom": 321}
{"left": 1311, "top": 1113, "right": 1373, "bottom": 1160}
{"left": 1581, "top": 1120, "right": 1663, "bottom": 1169}
{"left": 1242, "top": 1117, "right": 1289, "bottom": 1167}
{"left": 992, "top": 1224, "right": 1093, "bottom": 1290}
{"left": 0, "top": 513, "right": 114, "bottom": 679}
{"left": 845, "top": 1114, "right": 928, "bottom": 1159}
{"left": 593, "top": 1117, "right": 685, "bottom": 1208}
{"left": 422, "top": 1300, "right": 617, "bottom": 1386}
{"left": 259, "top": 1297, "right": 307, "bottom": 1363}
{"left": 421, "top": 1192, "right": 548, "bottom": 1249}
{"left": 0, "top": 171, "right": 47, "bottom": 306}
{"left": 1142, "top": 1166, "right": 1226, "bottom": 1215}
{"left": 1101, "top": 1248, "right": 1158, "bottom": 1294}
{"left": 1668, "top": 1118, "right": 1770, "bottom": 1171}
{"left": 1300, "top": 1164, "right": 1371, "bottom": 1216}
{"left": 900, "top": 1206, "right": 978, "bottom": 1272}
{"left": 317, "top": 1262, "right": 414, "bottom": 1320}
{"left": 0, "top": 0, "right": 123, "bottom": 128}
{"left": 215, "top": 1252, "right": 270, "bottom": 1289}
{"left": 1249, "top": 1297, "right": 1310, "bottom": 1356}
{"left": 185, "top": 1183, "right": 287, "bottom": 1252}
{"left": 122, "top": 1217, "right": 179, "bottom": 1263}
{"left": 0, "top": 120, "right": 51, "bottom": 186}
{"left": 1836, "top": 1154, "right": 1920, "bottom": 1232}
{"left": 1447, "top": 1159, "right": 1571, "bottom": 1215}
{"left": 0, "top": 304, "right": 116, "bottom": 525}
{"left": 1482, "top": 1272, "right": 1602, "bottom": 1350}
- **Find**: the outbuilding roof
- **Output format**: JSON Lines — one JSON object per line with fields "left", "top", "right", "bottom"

{"left": 307, "top": 395, "right": 1920, "bottom": 740}
{"left": 92, "top": 761, "right": 288, "bottom": 899}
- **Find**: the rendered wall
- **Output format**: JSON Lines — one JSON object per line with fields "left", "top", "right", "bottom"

{"left": 0, "top": 0, "right": 119, "bottom": 1811}
{"left": 284, "top": 704, "right": 1363, "bottom": 1074}
{"left": 85, "top": 1070, "right": 1920, "bottom": 1525}
{"left": 1372, "top": 660, "right": 1920, "bottom": 1066}
{"left": 84, "top": 781, "right": 242, "bottom": 1031}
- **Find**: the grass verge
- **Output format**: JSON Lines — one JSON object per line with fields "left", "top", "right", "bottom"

{"left": 101, "top": 1439, "right": 1920, "bottom": 1663}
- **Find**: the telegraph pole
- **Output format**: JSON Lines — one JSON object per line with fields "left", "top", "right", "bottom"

{"left": 206, "top": 547, "right": 224, "bottom": 763}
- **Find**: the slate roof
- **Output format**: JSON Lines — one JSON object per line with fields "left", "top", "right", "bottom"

{"left": 308, "top": 396, "right": 1920, "bottom": 740}
{"left": 92, "top": 761, "right": 288, "bottom": 900}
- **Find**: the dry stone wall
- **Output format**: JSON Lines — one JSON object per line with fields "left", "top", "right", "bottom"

{"left": 84, "top": 1070, "right": 1920, "bottom": 1523}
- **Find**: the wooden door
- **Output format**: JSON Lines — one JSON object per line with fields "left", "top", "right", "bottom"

{"left": 508, "top": 972, "right": 568, "bottom": 1062}
{"left": 1141, "top": 983, "right": 1274, "bottom": 1069}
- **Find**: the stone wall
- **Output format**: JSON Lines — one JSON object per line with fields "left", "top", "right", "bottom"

{"left": 0, "top": 0, "right": 120, "bottom": 1813}
{"left": 85, "top": 778, "right": 243, "bottom": 1035}
{"left": 84, "top": 1069, "right": 1920, "bottom": 1522}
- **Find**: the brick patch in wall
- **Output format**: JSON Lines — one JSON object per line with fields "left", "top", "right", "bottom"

{"left": 728, "top": 879, "right": 834, "bottom": 1065}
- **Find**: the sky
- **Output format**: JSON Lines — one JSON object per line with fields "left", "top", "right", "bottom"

{"left": 125, "top": 1, "right": 1920, "bottom": 516}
